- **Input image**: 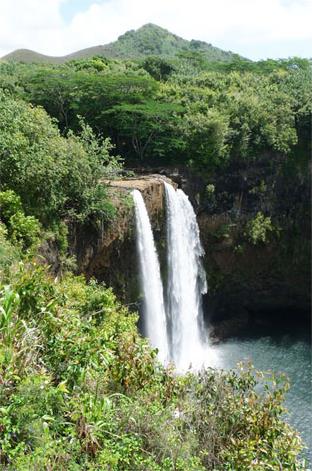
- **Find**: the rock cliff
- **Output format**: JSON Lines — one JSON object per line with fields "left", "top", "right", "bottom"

{"left": 171, "top": 161, "right": 310, "bottom": 338}
{"left": 69, "top": 175, "right": 174, "bottom": 304}
{"left": 134, "top": 160, "right": 310, "bottom": 338}
{"left": 62, "top": 162, "right": 310, "bottom": 340}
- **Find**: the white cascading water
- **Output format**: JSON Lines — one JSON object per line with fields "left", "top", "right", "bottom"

{"left": 164, "top": 182, "right": 208, "bottom": 371}
{"left": 132, "top": 189, "right": 169, "bottom": 363}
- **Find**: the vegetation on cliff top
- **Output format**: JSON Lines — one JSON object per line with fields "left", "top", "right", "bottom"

{"left": 0, "top": 90, "right": 123, "bottom": 227}
{"left": 1, "top": 53, "right": 310, "bottom": 172}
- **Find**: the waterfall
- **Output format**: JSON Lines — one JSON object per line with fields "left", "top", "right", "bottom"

{"left": 132, "top": 189, "right": 169, "bottom": 363}
{"left": 164, "top": 182, "right": 208, "bottom": 371}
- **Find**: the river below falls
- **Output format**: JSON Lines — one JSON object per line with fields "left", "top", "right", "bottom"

{"left": 205, "top": 328, "right": 311, "bottom": 465}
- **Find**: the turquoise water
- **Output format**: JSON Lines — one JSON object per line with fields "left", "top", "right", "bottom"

{"left": 207, "top": 331, "right": 312, "bottom": 465}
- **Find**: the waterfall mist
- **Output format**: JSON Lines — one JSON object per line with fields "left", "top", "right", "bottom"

{"left": 132, "top": 189, "right": 169, "bottom": 363}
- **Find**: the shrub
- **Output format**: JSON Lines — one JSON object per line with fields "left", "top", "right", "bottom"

{"left": 246, "top": 211, "right": 277, "bottom": 245}
{"left": 0, "top": 223, "right": 19, "bottom": 275}
{"left": 0, "top": 92, "right": 121, "bottom": 226}
{"left": 0, "top": 263, "right": 305, "bottom": 470}
{"left": 0, "top": 190, "right": 41, "bottom": 251}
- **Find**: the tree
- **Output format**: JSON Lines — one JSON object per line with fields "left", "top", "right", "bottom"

{"left": 181, "top": 109, "right": 230, "bottom": 168}
{"left": 105, "top": 101, "right": 184, "bottom": 162}
{"left": 21, "top": 67, "right": 158, "bottom": 133}
{"left": 0, "top": 92, "right": 121, "bottom": 225}
{"left": 142, "top": 56, "right": 176, "bottom": 81}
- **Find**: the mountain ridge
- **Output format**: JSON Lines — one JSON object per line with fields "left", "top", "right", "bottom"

{"left": 2, "top": 23, "right": 239, "bottom": 63}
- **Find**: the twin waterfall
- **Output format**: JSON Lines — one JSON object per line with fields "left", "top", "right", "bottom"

{"left": 132, "top": 182, "right": 208, "bottom": 371}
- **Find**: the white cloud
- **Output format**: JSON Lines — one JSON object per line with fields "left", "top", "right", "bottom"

{"left": 0, "top": 0, "right": 311, "bottom": 59}
{"left": 0, "top": 0, "right": 66, "bottom": 56}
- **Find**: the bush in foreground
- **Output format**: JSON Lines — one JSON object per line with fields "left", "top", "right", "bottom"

{"left": 0, "top": 261, "right": 306, "bottom": 470}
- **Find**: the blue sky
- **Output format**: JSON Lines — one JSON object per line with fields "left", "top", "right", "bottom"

{"left": 0, "top": 0, "right": 311, "bottom": 60}
{"left": 60, "top": 0, "right": 100, "bottom": 23}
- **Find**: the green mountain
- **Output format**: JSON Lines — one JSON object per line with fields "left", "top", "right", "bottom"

{"left": 1, "top": 48, "right": 64, "bottom": 64}
{"left": 2, "top": 23, "right": 238, "bottom": 63}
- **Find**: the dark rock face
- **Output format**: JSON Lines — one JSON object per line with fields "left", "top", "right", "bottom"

{"left": 136, "top": 159, "right": 311, "bottom": 338}
{"left": 60, "top": 162, "right": 310, "bottom": 340}
{"left": 206, "top": 164, "right": 309, "bottom": 337}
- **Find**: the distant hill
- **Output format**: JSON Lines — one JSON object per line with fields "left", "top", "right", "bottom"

{"left": 2, "top": 24, "right": 238, "bottom": 64}
{"left": 2, "top": 49, "right": 64, "bottom": 64}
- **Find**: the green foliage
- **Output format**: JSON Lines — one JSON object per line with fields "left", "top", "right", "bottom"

{"left": 8, "top": 212, "right": 40, "bottom": 251}
{"left": 1, "top": 27, "right": 311, "bottom": 171}
{"left": 142, "top": 55, "right": 176, "bottom": 81}
{"left": 212, "top": 223, "right": 233, "bottom": 241}
{"left": 0, "top": 190, "right": 41, "bottom": 251}
{"left": 246, "top": 211, "right": 277, "bottom": 245}
{"left": 0, "top": 285, "right": 20, "bottom": 346}
{"left": 0, "top": 189, "right": 22, "bottom": 219}
{"left": 0, "top": 91, "right": 120, "bottom": 226}
{"left": 0, "top": 224, "right": 19, "bottom": 274}
{"left": 106, "top": 100, "right": 184, "bottom": 162}
{"left": 206, "top": 184, "right": 215, "bottom": 194}
{"left": 0, "top": 262, "right": 305, "bottom": 470}
{"left": 181, "top": 109, "right": 230, "bottom": 168}
{"left": 20, "top": 66, "right": 157, "bottom": 132}
{"left": 2, "top": 55, "right": 310, "bottom": 170}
